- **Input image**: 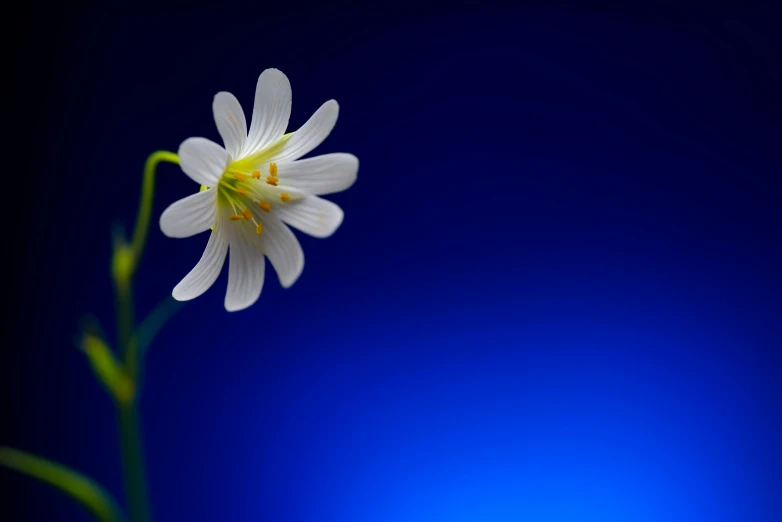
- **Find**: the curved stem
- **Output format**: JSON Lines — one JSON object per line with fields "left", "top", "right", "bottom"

{"left": 0, "top": 447, "right": 126, "bottom": 522}
{"left": 112, "top": 150, "right": 178, "bottom": 522}
{"left": 130, "top": 151, "right": 179, "bottom": 272}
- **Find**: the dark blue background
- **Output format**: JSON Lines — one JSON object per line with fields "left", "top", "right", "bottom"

{"left": 4, "top": 3, "right": 781, "bottom": 521}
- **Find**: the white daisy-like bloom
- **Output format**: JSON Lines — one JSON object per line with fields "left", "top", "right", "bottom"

{"left": 159, "top": 68, "right": 358, "bottom": 311}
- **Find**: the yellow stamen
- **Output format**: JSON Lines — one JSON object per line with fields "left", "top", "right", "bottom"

{"left": 266, "top": 176, "right": 278, "bottom": 186}
{"left": 269, "top": 162, "right": 278, "bottom": 176}
{"left": 242, "top": 209, "right": 252, "bottom": 220}
{"left": 280, "top": 193, "right": 290, "bottom": 202}
{"left": 251, "top": 170, "right": 261, "bottom": 179}
{"left": 229, "top": 214, "right": 244, "bottom": 221}
{"left": 259, "top": 201, "right": 271, "bottom": 213}
{"left": 234, "top": 172, "right": 248, "bottom": 181}
{"left": 237, "top": 188, "right": 247, "bottom": 196}
{"left": 255, "top": 222, "right": 263, "bottom": 235}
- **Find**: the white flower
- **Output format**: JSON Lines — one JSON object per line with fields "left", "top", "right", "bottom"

{"left": 159, "top": 69, "right": 358, "bottom": 312}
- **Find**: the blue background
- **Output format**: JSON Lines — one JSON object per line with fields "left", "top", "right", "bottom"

{"left": 4, "top": 3, "right": 781, "bottom": 521}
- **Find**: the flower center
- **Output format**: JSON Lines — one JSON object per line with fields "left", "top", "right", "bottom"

{"left": 215, "top": 162, "right": 291, "bottom": 235}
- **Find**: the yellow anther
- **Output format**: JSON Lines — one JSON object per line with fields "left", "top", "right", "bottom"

{"left": 242, "top": 209, "right": 252, "bottom": 220}
{"left": 266, "top": 176, "right": 278, "bottom": 186}
{"left": 255, "top": 222, "right": 264, "bottom": 235}
{"left": 237, "top": 188, "right": 247, "bottom": 196}
{"left": 234, "top": 172, "right": 248, "bottom": 181}
{"left": 259, "top": 201, "right": 271, "bottom": 213}
{"left": 280, "top": 193, "right": 290, "bottom": 202}
{"left": 269, "top": 162, "right": 278, "bottom": 176}
{"left": 251, "top": 170, "right": 261, "bottom": 179}
{"left": 229, "top": 214, "right": 244, "bottom": 221}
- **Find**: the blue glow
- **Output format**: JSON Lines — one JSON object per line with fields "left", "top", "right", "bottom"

{"left": 4, "top": 5, "right": 780, "bottom": 522}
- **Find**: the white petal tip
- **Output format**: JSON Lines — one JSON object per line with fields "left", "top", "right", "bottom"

{"left": 280, "top": 269, "right": 303, "bottom": 289}
{"left": 224, "top": 300, "right": 257, "bottom": 312}
{"left": 324, "top": 99, "right": 340, "bottom": 117}
{"left": 159, "top": 218, "right": 175, "bottom": 238}
{"left": 171, "top": 289, "right": 194, "bottom": 301}
{"left": 159, "top": 190, "right": 217, "bottom": 239}
{"left": 317, "top": 207, "right": 344, "bottom": 238}
{"left": 345, "top": 154, "right": 359, "bottom": 189}
{"left": 258, "top": 68, "right": 290, "bottom": 85}
{"left": 159, "top": 213, "right": 185, "bottom": 239}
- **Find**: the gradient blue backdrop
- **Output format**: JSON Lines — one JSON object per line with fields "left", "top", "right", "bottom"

{"left": 4, "top": 3, "right": 781, "bottom": 521}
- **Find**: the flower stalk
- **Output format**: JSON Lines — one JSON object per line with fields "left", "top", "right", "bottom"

{"left": 131, "top": 151, "right": 180, "bottom": 275}
{"left": 3, "top": 68, "right": 357, "bottom": 522}
{"left": 2, "top": 151, "right": 178, "bottom": 522}
{"left": 113, "top": 269, "right": 149, "bottom": 522}
{"left": 111, "top": 151, "right": 179, "bottom": 522}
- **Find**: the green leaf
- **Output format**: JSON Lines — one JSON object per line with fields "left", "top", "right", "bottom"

{"left": 135, "top": 295, "right": 185, "bottom": 360}
{"left": 81, "top": 332, "right": 135, "bottom": 403}
{"left": 0, "top": 447, "right": 126, "bottom": 522}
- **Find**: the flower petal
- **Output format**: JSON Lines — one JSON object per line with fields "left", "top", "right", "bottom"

{"left": 213, "top": 92, "right": 247, "bottom": 160}
{"left": 278, "top": 153, "right": 358, "bottom": 195}
{"left": 261, "top": 216, "right": 304, "bottom": 288}
{"left": 178, "top": 138, "right": 229, "bottom": 186}
{"left": 159, "top": 189, "right": 216, "bottom": 238}
{"left": 271, "top": 100, "right": 339, "bottom": 164}
{"left": 172, "top": 224, "right": 228, "bottom": 301}
{"left": 275, "top": 195, "right": 344, "bottom": 238}
{"left": 241, "top": 68, "right": 292, "bottom": 158}
{"left": 224, "top": 222, "right": 266, "bottom": 312}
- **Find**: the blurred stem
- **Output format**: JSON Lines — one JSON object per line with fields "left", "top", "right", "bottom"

{"left": 0, "top": 447, "right": 126, "bottom": 522}
{"left": 111, "top": 150, "right": 177, "bottom": 522}
{"left": 136, "top": 296, "right": 185, "bottom": 358}
{"left": 115, "top": 263, "right": 151, "bottom": 522}
{"left": 117, "top": 401, "right": 149, "bottom": 522}
{"left": 135, "top": 296, "right": 185, "bottom": 384}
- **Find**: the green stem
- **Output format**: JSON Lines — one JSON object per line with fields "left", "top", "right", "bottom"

{"left": 0, "top": 447, "right": 126, "bottom": 522}
{"left": 117, "top": 402, "right": 149, "bottom": 522}
{"left": 116, "top": 280, "right": 138, "bottom": 381}
{"left": 112, "top": 150, "right": 177, "bottom": 522}
{"left": 130, "top": 150, "right": 179, "bottom": 272}
{"left": 115, "top": 277, "right": 150, "bottom": 522}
